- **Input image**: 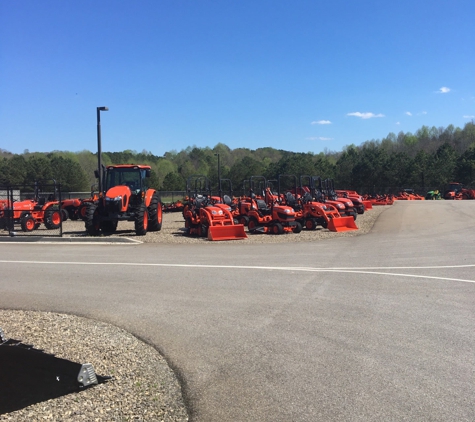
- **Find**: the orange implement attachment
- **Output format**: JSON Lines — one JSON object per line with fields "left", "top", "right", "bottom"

{"left": 327, "top": 216, "right": 358, "bottom": 232}
{"left": 362, "top": 200, "right": 373, "bottom": 210}
{"left": 207, "top": 224, "right": 248, "bottom": 241}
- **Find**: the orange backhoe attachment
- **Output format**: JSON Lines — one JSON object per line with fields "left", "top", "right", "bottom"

{"left": 207, "top": 224, "right": 247, "bottom": 241}
{"left": 327, "top": 216, "right": 358, "bottom": 232}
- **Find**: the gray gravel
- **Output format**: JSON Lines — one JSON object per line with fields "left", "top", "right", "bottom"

{"left": 61, "top": 205, "right": 387, "bottom": 244}
{"left": 0, "top": 206, "right": 388, "bottom": 420}
{"left": 0, "top": 311, "right": 189, "bottom": 421}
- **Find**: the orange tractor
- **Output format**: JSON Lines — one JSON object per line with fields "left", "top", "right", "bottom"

{"left": 321, "top": 178, "right": 358, "bottom": 220}
{"left": 241, "top": 176, "right": 300, "bottom": 235}
{"left": 182, "top": 176, "right": 247, "bottom": 241}
{"left": 61, "top": 185, "right": 98, "bottom": 221}
{"left": 0, "top": 181, "right": 62, "bottom": 232}
{"left": 282, "top": 175, "right": 358, "bottom": 232}
{"left": 84, "top": 164, "right": 163, "bottom": 236}
{"left": 443, "top": 182, "right": 475, "bottom": 200}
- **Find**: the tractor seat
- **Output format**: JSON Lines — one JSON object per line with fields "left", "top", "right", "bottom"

{"left": 285, "top": 192, "right": 296, "bottom": 207}
{"left": 256, "top": 199, "right": 271, "bottom": 215}
{"left": 34, "top": 197, "right": 46, "bottom": 209}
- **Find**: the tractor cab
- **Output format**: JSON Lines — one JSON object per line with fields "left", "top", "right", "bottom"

{"left": 103, "top": 165, "right": 150, "bottom": 195}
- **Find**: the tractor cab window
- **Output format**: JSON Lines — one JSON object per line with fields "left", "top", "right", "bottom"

{"left": 105, "top": 168, "right": 143, "bottom": 193}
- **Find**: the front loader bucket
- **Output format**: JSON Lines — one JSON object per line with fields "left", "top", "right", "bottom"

{"left": 207, "top": 224, "right": 248, "bottom": 241}
{"left": 327, "top": 216, "right": 358, "bottom": 232}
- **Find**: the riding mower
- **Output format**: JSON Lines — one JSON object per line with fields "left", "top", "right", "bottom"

{"left": 182, "top": 176, "right": 247, "bottom": 241}
{"left": 425, "top": 190, "right": 441, "bottom": 200}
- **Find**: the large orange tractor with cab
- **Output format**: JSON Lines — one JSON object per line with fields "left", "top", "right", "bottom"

{"left": 84, "top": 164, "right": 163, "bottom": 236}
{"left": 182, "top": 175, "right": 247, "bottom": 241}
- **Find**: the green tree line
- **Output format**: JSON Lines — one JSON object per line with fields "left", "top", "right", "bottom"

{"left": 1, "top": 122, "right": 475, "bottom": 194}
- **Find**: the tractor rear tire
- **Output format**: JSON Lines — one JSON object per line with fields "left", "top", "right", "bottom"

{"left": 21, "top": 215, "right": 36, "bottom": 232}
{"left": 293, "top": 221, "right": 302, "bottom": 234}
{"left": 305, "top": 219, "right": 316, "bottom": 230}
{"left": 85, "top": 204, "right": 101, "bottom": 236}
{"left": 44, "top": 209, "right": 61, "bottom": 229}
{"left": 135, "top": 203, "right": 149, "bottom": 236}
{"left": 148, "top": 192, "right": 163, "bottom": 232}
{"left": 239, "top": 216, "right": 249, "bottom": 226}
{"left": 78, "top": 204, "right": 88, "bottom": 220}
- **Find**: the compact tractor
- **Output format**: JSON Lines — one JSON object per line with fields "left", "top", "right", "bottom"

{"left": 84, "top": 164, "right": 163, "bottom": 236}
{"left": 61, "top": 185, "right": 98, "bottom": 221}
{"left": 443, "top": 182, "right": 475, "bottom": 200}
{"left": 242, "top": 176, "right": 300, "bottom": 235}
{"left": 319, "top": 178, "right": 357, "bottom": 220}
{"left": 281, "top": 175, "right": 358, "bottom": 232}
{"left": 0, "top": 181, "right": 62, "bottom": 232}
{"left": 182, "top": 175, "right": 247, "bottom": 241}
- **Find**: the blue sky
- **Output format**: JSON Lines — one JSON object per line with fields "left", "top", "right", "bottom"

{"left": 1, "top": 0, "right": 474, "bottom": 156}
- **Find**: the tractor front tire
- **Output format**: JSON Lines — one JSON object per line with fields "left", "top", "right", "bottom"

{"left": 21, "top": 215, "right": 36, "bottom": 232}
{"left": 135, "top": 203, "right": 149, "bottom": 236}
{"left": 44, "top": 209, "right": 61, "bottom": 229}
{"left": 247, "top": 217, "right": 260, "bottom": 234}
{"left": 271, "top": 223, "right": 284, "bottom": 235}
{"left": 148, "top": 193, "right": 163, "bottom": 232}
{"left": 61, "top": 209, "right": 69, "bottom": 221}
{"left": 85, "top": 204, "right": 101, "bottom": 236}
{"left": 101, "top": 220, "right": 118, "bottom": 233}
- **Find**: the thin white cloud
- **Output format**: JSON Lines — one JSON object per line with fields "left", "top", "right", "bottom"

{"left": 437, "top": 87, "right": 451, "bottom": 94}
{"left": 347, "top": 112, "right": 385, "bottom": 119}
{"left": 311, "top": 120, "right": 332, "bottom": 125}
{"left": 396, "top": 122, "right": 401, "bottom": 125}
{"left": 463, "top": 115, "right": 475, "bottom": 119}
{"left": 305, "top": 137, "right": 334, "bottom": 141}
{"left": 405, "top": 111, "right": 412, "bottom": 116}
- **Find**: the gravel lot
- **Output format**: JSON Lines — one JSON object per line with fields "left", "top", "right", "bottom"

{"left": 1, "top": 206, "right": 388, "bottom": 421}
{"left": 61, "top": 205, "right": 387, "bottom": 244}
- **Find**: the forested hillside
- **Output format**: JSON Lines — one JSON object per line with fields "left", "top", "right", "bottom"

{"left": 1, "top": 123, "right": 475, "bottom": 194}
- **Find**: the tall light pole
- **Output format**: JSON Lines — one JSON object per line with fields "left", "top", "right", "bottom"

{"left": 96, "top": 106, "right": 109, "bottom": 193}
{"left": 214, "top": 153, "right": 221, "bottom": 199}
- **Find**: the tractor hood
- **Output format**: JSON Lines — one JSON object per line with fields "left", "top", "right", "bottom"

{"left": 106, "top": 185, "right": 132, "bottom": 199}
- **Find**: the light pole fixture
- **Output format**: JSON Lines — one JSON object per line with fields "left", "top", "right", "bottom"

{"left": 96, "top": 106, "right": 109, "bottom": 193}
{"left": 214, "top": 153, "right": 221, "bottom": 199}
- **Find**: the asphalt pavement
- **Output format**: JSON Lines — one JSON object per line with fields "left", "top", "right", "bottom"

{"left": 1, "top": 200, "right": 474, "bottom": 421}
